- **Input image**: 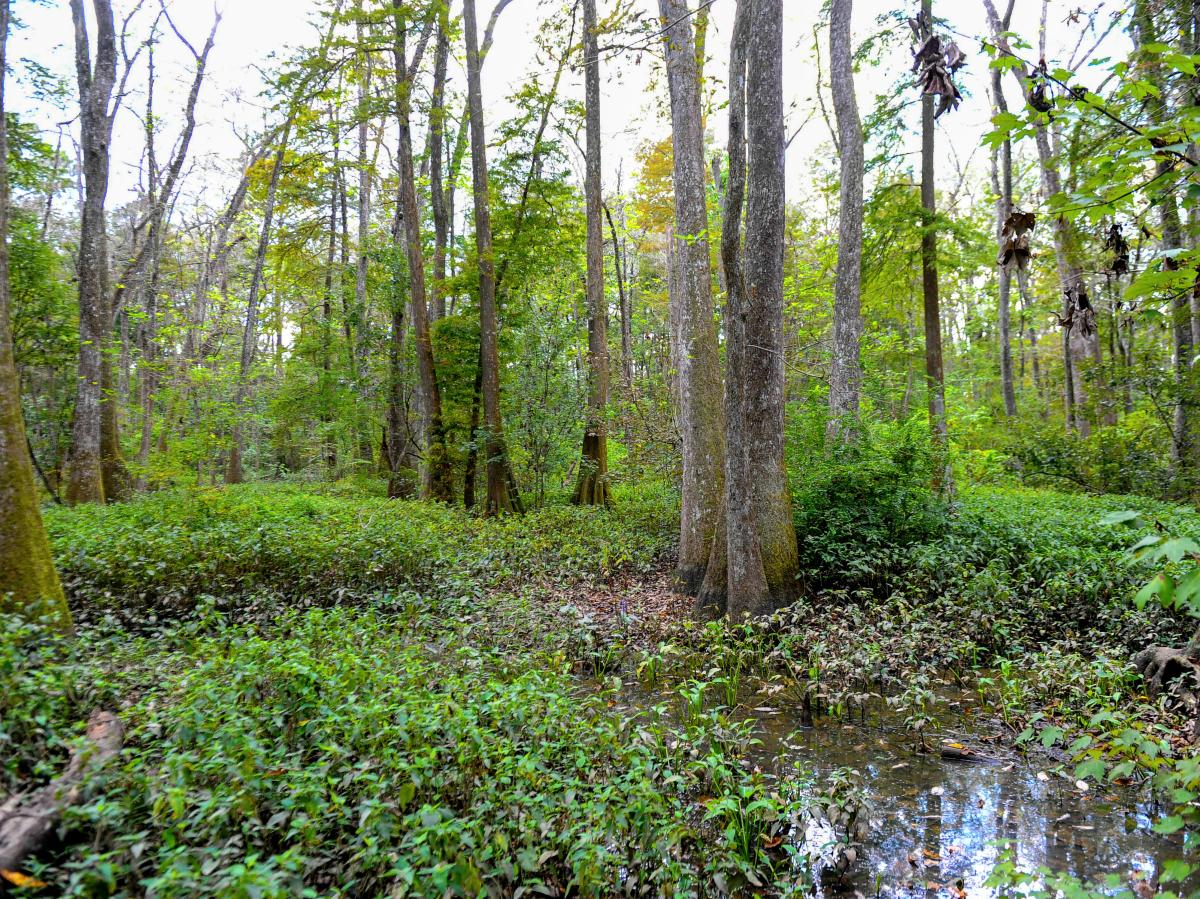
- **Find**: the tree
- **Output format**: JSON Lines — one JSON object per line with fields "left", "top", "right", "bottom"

{"left": 915, "top": 0, "right": 950, "bottom": 493}
{"left": 657, "top": 0, "right": 725, "bottom": 593}
{"left": 65, "top": 0, "right": 121, "bottom": 505}
{"left": 227, "top": 122, "right": 291, "bottom": 484}
{"left": 737, "top": 0, "right": 798, "bottom": 616}
{"left": 572, "top": 0, "right": 610, "bottom": 506}
{"left": 464, "top": 0, "right": 520, "bottom": 515}
{"left": 392, "top": 0, "right": 453, "bottom": 501}
{"left": 827, "top": 0, "right": 864, "bottom": 438}
{"left": 987, "top": 6, "right": 1018, "bottom": 418}
{"left": 0, "top": 0, "right": 70, "bottom": 628}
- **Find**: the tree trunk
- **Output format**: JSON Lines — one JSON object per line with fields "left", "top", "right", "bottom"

{"left": 827, "top": 0, "right": 865, "bottom": 438}
{"left": 393, "top": 0, "right": 454, "bottom": 501}
{"left": 572, "top": 0, "right": 611, "bottom": 506}
{"left": 65, "top": 0, "right": 119, "bottom": 505}
{"left": 991, "top": 35, "right": 1018, "bottom": 417}
{"left": 657, "top": 0, "right": 726, "bottom": 593}
{"left": 739, "top": 0, "right": 798, "bottom": 615}
{"left": 464, "top": 0, "right": 521, "bottom": 515}
{"left": 429, "top": 8, "right": 449, "bottom": 323}
{"left": 697, "top": 0, "right": 751, "bottom": 617}
{"left": 227, "top": 121, "right": 291, "bottom": 484}
{"left": 0, "top": 0, "right": 70, "bottom": 628}
{"left": 919, "top": 0, "right": 950, "bottom": 493}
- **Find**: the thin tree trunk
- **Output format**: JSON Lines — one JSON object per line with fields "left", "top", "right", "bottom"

{"left": 827, "top": 0, "right": 865, "bottom": 438}
{"left": 572, "top": 0, "right": 610, "bottom": 506}
{"left": 227, "top": 120, "right": 291, "bottom": 484}
{"left": 919, "top": 0, "right": 950, "bottom": 493}
{"left": 990, "top": 23, "right": 1018, "bottom": 418}
{"left": 464, "top": 0, "right": 519, "bottom": 515}
{"left": 657, "top": 0, "right": 726, "bottom": 593}
{"left": 392, "top": 0, "right": 453, "bottom": 501}
{"left": 0, "top": 0, "right": 70, "bottom": 627}
{"left": 429, "top": 8, "right": 449, "bottom": 323}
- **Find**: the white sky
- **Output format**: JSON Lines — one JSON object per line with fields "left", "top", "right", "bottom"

{"left": 9, "top": 0, "right": 1124, "bottom": 213}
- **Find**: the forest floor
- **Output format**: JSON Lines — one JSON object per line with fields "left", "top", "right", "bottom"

{"left": 3, "top": 479, "right": 1199, "bottom": 896}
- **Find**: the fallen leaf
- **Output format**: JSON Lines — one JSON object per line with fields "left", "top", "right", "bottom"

{"left": 1, "top": 870, "right": 48, "bottom": 890}
{"left": 761, "top": 834, "right": 783, "bottom": 849}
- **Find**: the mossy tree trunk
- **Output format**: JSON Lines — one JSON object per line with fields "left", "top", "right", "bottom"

{"left": 0, "top": 0, "right": 70, "bottom": 629}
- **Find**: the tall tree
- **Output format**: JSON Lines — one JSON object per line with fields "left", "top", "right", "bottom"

{"left": 916, "top": 0, "right": 950, "bottom": 492}
{"left": 657, "top": 0, "right": 726, "bottom": 593}
{"left": 572, "top": 0, "right": 611, "bottom": 506}
{"left": 392, "top": 0, "right": 454, "bottom": 501}
{"left": 827, "top": 0, "right": 864, "bottom": 438}
{"left": 697, "top": 0, "right": 750, "bottom": 617}
{"left": 227, "top": 122, "right": 291, "bottom": 484}
{"left": 0, "top": 0, "right": 70, "bottom": 628}
{"left": 464, "top": 0, "right": 519, "bottom": 514}
{"left": 65, "top": 0, "right": 120, "bottom": 504}
{"left": 738, "top": 0, "right": 798, "bottom": 616}
{"left": 984, "top": 0, "right": 1090, "bottom": 435}
{"left": 989, "top": 4, "right": 1019, "bottom": 419}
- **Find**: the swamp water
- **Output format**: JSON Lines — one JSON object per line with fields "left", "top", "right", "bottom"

{"left": 606, "top": 680, "right": 1193, "bottom": 896}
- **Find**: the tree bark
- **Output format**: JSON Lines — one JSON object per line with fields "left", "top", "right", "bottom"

{"left": 827, "top": 0, "right": 865, "bottom": 438}
{"left": 392, "top": 0, "right": 454, "bottom": 502}
{"left": 696, "top": 0, "right": 752, "bottom": 617}
{"left": 65, "top": 0, "right": 119, "bottom": 505}
{"left": 464, "top": 0, "right": 519, "bottom": 515}
{"left": 0, "top": 0, "right": 69, "bottom": 628}
{"left": 572, "top": 0, "right": 611, "bottom": 506}
{"left": 739, "top": 0, "right": 798, "bottom": 615}
{"left": 657, "top": 0, "right": 726, "bottom": 593}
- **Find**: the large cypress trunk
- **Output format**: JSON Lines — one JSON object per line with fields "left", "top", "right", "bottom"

{"left": 738, "top": 0, "right": 798, "bottom": 615}
{"left": 657, "top": 0, "right": 726, "bottom": 593}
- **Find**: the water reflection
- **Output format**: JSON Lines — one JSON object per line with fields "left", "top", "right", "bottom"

{"left": 755, "top": 704, "right": 1184, "bottom": 896}
{"left": 609, "top": 682, "right": 1190, "bottom": 896}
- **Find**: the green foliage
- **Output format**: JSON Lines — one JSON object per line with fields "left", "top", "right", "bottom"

{"left": 44, "top": 481, "right": 677, "bottom": 623}
{"left": 0, "top": 602, "right": 809, "bottom": 896}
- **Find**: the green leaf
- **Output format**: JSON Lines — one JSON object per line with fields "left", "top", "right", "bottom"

{"left": 1152, "top": 815, "right": 1185, "bottom": 834}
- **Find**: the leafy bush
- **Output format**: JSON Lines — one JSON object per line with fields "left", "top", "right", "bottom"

{"left": 788, "top": 413, "right": 949, "bottom": 592}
